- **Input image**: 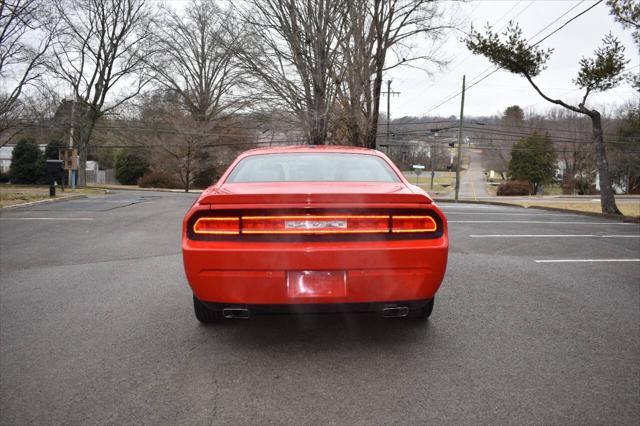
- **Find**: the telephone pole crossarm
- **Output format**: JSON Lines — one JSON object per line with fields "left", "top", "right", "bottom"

{"left": 381, "top": 80, "right": 400, "bottom": 150}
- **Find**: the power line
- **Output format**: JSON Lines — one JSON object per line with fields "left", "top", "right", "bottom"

{"left": 379, "top": 120, "right": 637, "bottom": 141}
{"left": 420, "top": 0, "right": 530, "bottom": 94}
{"left": 385, "top": 125, "right": 639, "bottom": 145}
{"left": 421, "top": 0, "right": 605, "bottom": 116}
{"left": 382, "top": 142, "right": 640, "bottom": 154}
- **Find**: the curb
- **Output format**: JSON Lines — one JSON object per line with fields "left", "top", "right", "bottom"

{"left": 87, "top": 185, "right": 199, "bottom": 194}
{"left": 433, "top": 199, "right": 639, "bottom": 223}
{"left": 1, "top": 194, "right": 87, "bottom": 210}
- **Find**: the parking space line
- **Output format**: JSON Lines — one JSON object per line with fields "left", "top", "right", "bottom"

{"left": 449, "top": 220, "right": 636, "bottom": 225}
{"left": 535, "top": 259, "right": 640, "bottom": 263}
{"left": 0, "top": 217, "right": 95, "bottom": 221}
{"left": 470, "top": 234, "right": 640, "bottom": 238}
{"left": 438, "top": 205, "right": 497, "bottom": 209}
{"left": 447, "top": 212, "right": 581, "bottom": 216}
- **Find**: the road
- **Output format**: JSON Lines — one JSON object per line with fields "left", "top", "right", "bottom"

{"left": 455, "top": 148, "right": 490, "bottom": 200}
{"left": 1, "top": 191, "right": 639, "bottom": 425}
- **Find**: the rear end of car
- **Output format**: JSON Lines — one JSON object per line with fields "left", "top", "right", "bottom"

{"left": 182, "top": 148, "right": 448, "bottom": 321}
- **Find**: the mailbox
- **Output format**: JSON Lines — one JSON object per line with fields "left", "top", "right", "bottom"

{"left": 46, "top": 159, "right": 64, "bottom": 173}
{"left": 46, "top": 160, "right": 64, "bottom": 197}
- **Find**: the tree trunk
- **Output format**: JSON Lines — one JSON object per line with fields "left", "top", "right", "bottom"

{"left": 590, "top": 112, "right": 621, "bottom": 215}
{"left": 77, "top": 123, "right": 87, "bottom": 187}
{"left": 311, "top": 112, "right": 327, "bottom": 145}
{"left": 367, "top": 63, "right": 384, "bottom": 149}
{"left": 76, "top": 110, "right": 100, "bottom": 188}
{"left": 184, "top": 144, "right": 192, "bottom": 193}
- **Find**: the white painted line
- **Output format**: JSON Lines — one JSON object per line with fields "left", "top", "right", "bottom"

{"left": 535, "top": 259, "right": 640, "bottom": 263}
{"left": 449, "top": 220, "right": 636, "bottom": 225}
{"left": 438, "top": 205, "right": 498, "bottom": 209}
{"left": 447, "top": 212, "right": 580, "bottom": 216}
{"left": 470, "top": 234, "right": 640, "bottom": 238}
{"left": 0, "top": 217, "right": 94, "bottom": 221}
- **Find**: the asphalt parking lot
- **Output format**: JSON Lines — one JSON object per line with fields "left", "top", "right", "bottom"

{"left": 1, "top": 190, "right": 639, "bottom": 425}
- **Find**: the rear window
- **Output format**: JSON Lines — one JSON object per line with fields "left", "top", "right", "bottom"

{"left": 226, "top": 153, "right": 401, "bottom": 183}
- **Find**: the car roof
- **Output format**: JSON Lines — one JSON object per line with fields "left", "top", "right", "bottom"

{"left": 238, "top": 145, "right": 382, "bottom": 158}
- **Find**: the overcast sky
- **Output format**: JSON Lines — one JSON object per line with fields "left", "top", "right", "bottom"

{"left": 387, "top": 0, "right": 639, "bottom": 119}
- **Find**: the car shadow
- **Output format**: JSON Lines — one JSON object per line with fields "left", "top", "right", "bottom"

{"left": 198, "top": 312, "right": 437, "bottom": 352}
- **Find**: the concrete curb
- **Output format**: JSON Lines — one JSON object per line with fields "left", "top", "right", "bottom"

{"left": 433, "top": 198, "right": 640, "bottom": 223}
{"left": 1, "top": 194, "right": 87, "bottom": 210}
{"left": 87, "top": 185, "right": 199, "bottom": 194}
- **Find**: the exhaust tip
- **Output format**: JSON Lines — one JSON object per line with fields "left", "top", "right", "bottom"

{"left": 382, "top": 306, "right": 409, "bottom": 318}
{"left": 222, "top": 307, "right": 250, "bottom": 319}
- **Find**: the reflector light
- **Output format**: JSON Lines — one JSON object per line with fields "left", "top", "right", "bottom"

{"left": 193, "top": 217, "right": 240, "bottom": 235}
{"left": 391, "top": 215, "right": 437, "bottom": 233}
{"left": 242, "top": 215, "right": 389, "bottom": 234}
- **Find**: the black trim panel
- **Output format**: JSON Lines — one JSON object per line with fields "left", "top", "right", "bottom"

{"left": 187, "top": 208, "right": 444, "bottom": 242}
{"left": 201, "top": 299, "right": 433, "bottom": 314}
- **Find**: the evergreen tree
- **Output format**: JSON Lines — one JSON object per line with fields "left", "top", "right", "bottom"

{"left": 9, "top": 139, "right": 44, "bottom": 184}
{"left": 115, "top": 148, "right": 150, "bottom": 185}
{"left": 508, "top": 132, "right": 557, "bottom": 195}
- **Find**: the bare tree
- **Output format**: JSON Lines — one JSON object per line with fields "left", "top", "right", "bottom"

{"left": 45, "top": 0, "right": 154, "bottom": 186}
{"left": 149, "top": 0, "right": 247, "bottom": 122}
{"left": 337, "top": 0, "right": 451, "bottom": 148}
{"left": 238, "top": 0, "right": 347, "bottom": 145}
{"left": 467, "top": 24, "right": 628, "bottom": 215}
{"left": 0, "top": 0, "right": 55, "bottom": 144}
{"left": 144, "top": 0, "right": 248, "bottom": 191}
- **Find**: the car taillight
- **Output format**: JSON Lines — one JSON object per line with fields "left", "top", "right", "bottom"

{"left": 193, "top": 217, "right": 240, "bottom": 235}
{"left": 391, "top": 215, "right": 437, "bottom": 233}
{"left": 191, "top": 214, "right": 438, "bottom": 236}
{"left": 242, "top": 215, "right": 389, "bottom": 234}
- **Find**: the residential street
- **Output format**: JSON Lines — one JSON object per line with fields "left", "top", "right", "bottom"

{"left": 1, "top": 191, "right": 639, "bottom": 425}
{"left": 456, "top": 148, "right": 490, "bottom": 200}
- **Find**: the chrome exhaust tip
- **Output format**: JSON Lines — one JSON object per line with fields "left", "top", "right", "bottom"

{"left": 222, "top": 308, "right": 250, "bottom": 319}
{"left": 381, "top": 306, "right": 409, "bottom": 318}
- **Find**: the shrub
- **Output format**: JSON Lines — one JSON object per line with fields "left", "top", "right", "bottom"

{"left": 137, "top": 170, "right": 180, "bottom": 189}
{"left": 496, "top": 180, "right": 530, "bottom": 196}
{"left": 44, "top": 139, "right": 66, "bottom": 160}
{"left": 192, "top": 165, "right": 219, "bottom": 189}
{"left": 0, "top": 170, "right": 10, "bottom": 183}
{"left": 9, "top": 139, "right": 44, "bottom": 184}
{"left": 115, "top": 148, "right": 149, "bottom": 185}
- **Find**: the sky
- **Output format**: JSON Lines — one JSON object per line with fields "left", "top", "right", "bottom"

{"left": 386, "top": 0, "right": 639, "bottom": 119}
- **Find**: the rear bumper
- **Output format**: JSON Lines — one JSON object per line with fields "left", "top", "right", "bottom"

{"left": 182, "top": 237, "right": 448, "bottom": 305}
{"left": 202, "top": 299, "right": 433, "bottom": 314}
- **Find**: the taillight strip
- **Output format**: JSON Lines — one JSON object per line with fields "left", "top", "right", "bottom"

{"left": 242, "top": 215, "right": 389, "bottom": 234}
{"left": 242, "top": 215, "right": 389, "bottom": 220}
{"left": 391, "top": 215, "right": 437, "bottom": 233}
{"left": 191, "top": 214, "right": 438, "bottom": 236}
{"left": 193, "top": 217, "right": 240, "bottom": 235}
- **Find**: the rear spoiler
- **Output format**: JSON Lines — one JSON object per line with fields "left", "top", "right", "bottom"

{"left": 198, "top": 192, "right": 432, "bottom": 205}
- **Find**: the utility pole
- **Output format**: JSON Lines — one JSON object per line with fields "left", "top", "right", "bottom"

{"left": 380, "top": 80, "right": 400, "bottom": 150}
{"left": 429, "top": 145, "right": 435, "bottom": 189}
{"left": 454, "top": 75, "right": 466, "bottom": 202}
{"left": 430, "top": 132, "right": 438, "bottom": 190}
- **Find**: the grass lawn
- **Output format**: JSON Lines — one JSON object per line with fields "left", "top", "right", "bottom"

{"left": 402, "top": 173, "right": 455, "bottom": 196}
{"left": 0, "top": 184, "right": 106, "bottom": 208}
{"left": 504, "top": 201, "right": 640, "bottom": 218}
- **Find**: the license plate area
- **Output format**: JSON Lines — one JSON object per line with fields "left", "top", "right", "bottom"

{"left": 287, "top": 270, "right": 347, "bottom": 298}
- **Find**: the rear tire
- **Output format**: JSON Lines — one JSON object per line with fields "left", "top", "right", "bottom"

{"left": 409, "top": 298, "right": 434, "bottom": 320}
{"left": 193, "top": 295, "right": 222, "bottom": 324}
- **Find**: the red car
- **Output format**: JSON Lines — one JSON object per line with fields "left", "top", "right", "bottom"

{"left": 182, "top": 146, "right": 448, "bottom": 322}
